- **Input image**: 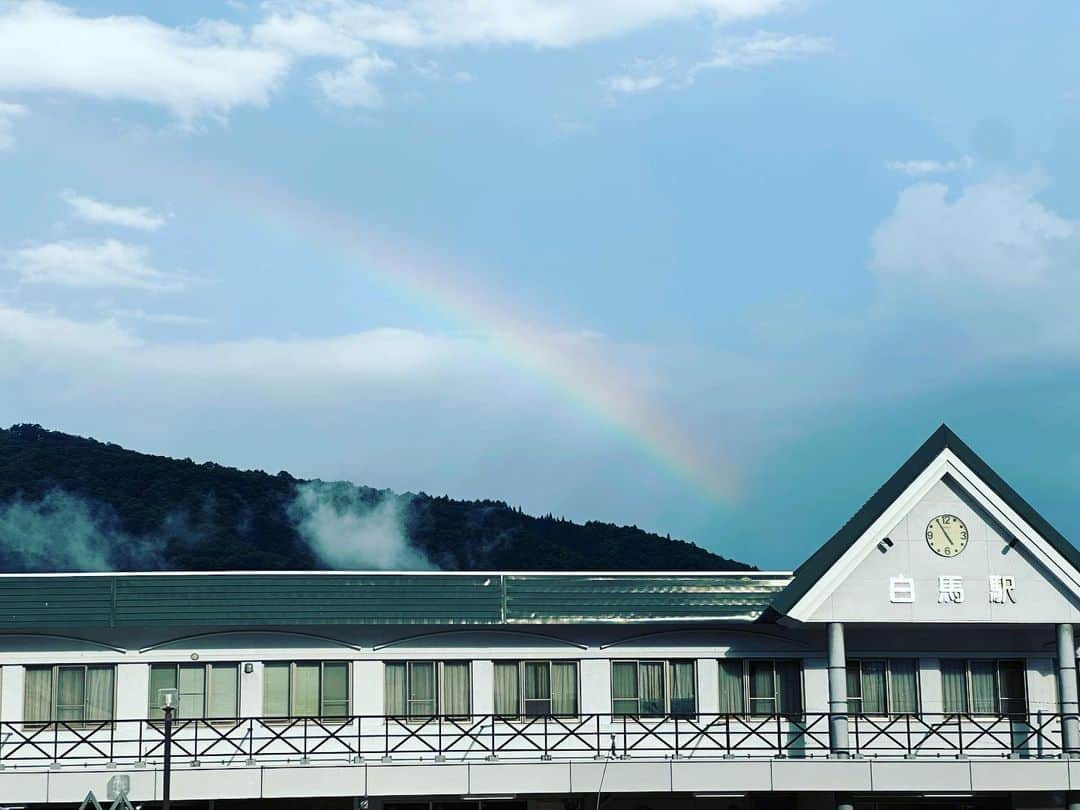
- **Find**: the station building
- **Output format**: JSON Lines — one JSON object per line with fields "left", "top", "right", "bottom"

{"left": 2, "top": 426, "right": 1080, "bottom": 810}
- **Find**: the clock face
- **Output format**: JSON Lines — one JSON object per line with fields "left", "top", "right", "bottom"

{"left": 925, "top": 514, "right": 969, "bottom": 557}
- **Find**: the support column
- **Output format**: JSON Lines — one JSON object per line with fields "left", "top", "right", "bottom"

{"left": 1058, "top": 623, "right": 1080, "bottom": 757}
{"left": 828, "top": 622, "right": 849, "bottom": 758}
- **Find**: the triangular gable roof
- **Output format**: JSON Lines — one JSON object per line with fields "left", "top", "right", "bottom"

{"left": 771, "top": 424, "right": 1080, "bottom": 617}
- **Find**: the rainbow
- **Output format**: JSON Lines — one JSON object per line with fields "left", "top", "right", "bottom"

{"left": 153, "top": 162, "right": 740, "bottom": 503}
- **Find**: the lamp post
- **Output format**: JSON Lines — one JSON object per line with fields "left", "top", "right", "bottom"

{"left": 161, "top": 692, "right": 174, "bottom": 810}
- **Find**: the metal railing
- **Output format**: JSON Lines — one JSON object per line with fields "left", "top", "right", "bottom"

{"left": 0, "top": 712, "right": 1068, "bottom": 769}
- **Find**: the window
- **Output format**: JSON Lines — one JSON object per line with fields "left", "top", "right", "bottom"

{"left": 717, "top": 659, "right": 803, "bottom": 716}
{"left": 24, "top": 665, "right": 115, "bottom": 724}
{"left": 262, "top": 661, "right": 349, "bottom": 718}
{"left": 493, "top": 661, "right": 578, "bottom": 717}
{"left": 611, "top": 660, "right": 696, "bottom": 717}
{"left": 148, "top": 663, "right": 239, "bottom": 720}
{"left": 942, "top": 659, "right": 1026, "bottom": 717}
{"left": 846, "top": 659, "right": 918, "bottom": 715}
{"left": 384, "top": 661, "right": 471, "bottom": 718}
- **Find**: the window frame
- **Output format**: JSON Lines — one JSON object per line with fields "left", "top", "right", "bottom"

{"left": 942, "top": 658, "right": 1027, "bottom": 717}
{"left": 845, "top": 658, "right": 920, "bottom": 716}
{"left": 384, "top": 660, "right": 473, "bottom": 719}
{"left": 610, "top": 659, "right": 697, "bottom": 718}
{"left": 718, "top": 658, "right": 804, "bottom": 718}
{"left": 147, "top": 662, "right": 240, "bottom": 721}
{"left": 261, "top": 660, "right": 351, "bottom": 720}
{"left": 23, "top": 664, "right": 117, "bottom": 726}
{"left": 493, "top": 660, "right": 580, "bottom": 719}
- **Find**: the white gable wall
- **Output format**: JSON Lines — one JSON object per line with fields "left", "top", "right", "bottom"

{"left": 808, "top": 474, "right": 1080, "bottom": 623}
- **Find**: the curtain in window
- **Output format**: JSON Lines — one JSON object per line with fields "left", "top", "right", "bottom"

{"left": 263, "top": 663, "right": 291, "bottom": 718}
{"left": 24, "top": 667, "right": 52, "bottom": 723}
{"left": 56, "top": 667, "right": 86, "bottom": 723}
{"left": 997, "top": 660, "right": 1026, "bottom": 717}
{"left": 494, "top": 662, "right": 519, "bottom": 716}
{"left": 612, "top": 662, "right": 638, "bottom": 715}
{"left": 889, "top": 659, "right": 918, "bottom": 714}
{"left": 85, "top": 666, "right": 114, "bottom": 722}
{"left": 408, "top": 661, "right": 436, "bottom": 717}
{"left": 717, "top": 660, "right": 744, "bottom": 714}
{"left": 550, "top": 662, "right": 577, "bottom": 716}
{"left": 148, "top": 665, "right": 177, "bottom": 720}
{"left": 776, "top": 661, "right": 803, "bottom": 716}
{"left": 670, "top": 661, "right": 696, "bottom": 717}
{"left": 208, "top": 665, "right": 239, "bottom": 719}
{"left": 860, "top": 660, "right": 886, "bottom": 715}
{"left": 941, "top": 660, "right": 967, "bottom": 714}
{"left": 845, "top": 663, "right": 862, "bottom": 714}
{"left": 293, "top": 663, "right": 320, "bottom": 717}
{"left": 178, "top": 665, "right": 206, "bottom": 719}
{"left": 321, "top": 663, "right": 349, "bottom": 717}
{"left": 523, "top": 661, "right": 550, "bottom": 716}
{"left": 748, "top": 661, "right": 775, "bottom": 715}
{"left": 384, "top": 663, "right": 406, "bottom": 716}
{"left": 442, "top": 662, "right": 470, "bottom": 716}
{"left": 639, "top": 662, "right": 665, "bottom": 716}
{"left": 970, "top": 661, "right": 997, "bottom": 715}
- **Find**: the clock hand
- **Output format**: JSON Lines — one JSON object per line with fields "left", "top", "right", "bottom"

{"left": 936, "top": 518, "right": 954, "bottom": 546}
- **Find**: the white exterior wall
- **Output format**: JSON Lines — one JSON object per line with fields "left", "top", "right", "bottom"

{"left": 579, "top": 658, "right": 609, "bottom": 714}
{"left": 240, "top": 660, "right": 262, "bottom": 716}
{"left": 0, "top": 621, "right": 1072, "bottom": 801}
{"left": 116, "top": 663, "right": 148, "bottom": 720}
{"left": 919, "top": 657, "right": 943, "bottom": 713}
{"left": 2, "top": 664, "right": 23, "bottom": 722}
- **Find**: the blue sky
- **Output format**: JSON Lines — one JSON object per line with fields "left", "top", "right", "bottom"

{"left": 1, "top": 0, "right": 1079, "bottom": 569}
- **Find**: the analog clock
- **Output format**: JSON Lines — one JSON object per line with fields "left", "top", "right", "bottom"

{"left": 925, "top": 514, "right": 969, "bottom": 557}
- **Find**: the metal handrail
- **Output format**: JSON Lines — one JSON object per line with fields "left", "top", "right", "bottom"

{"left": 0, "top": 712, "right": 1067, "bottom": 768}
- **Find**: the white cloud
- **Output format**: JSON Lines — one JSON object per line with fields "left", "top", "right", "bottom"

{"left": 602, "top": 31, "right": 829, "bottom": 101}
{"left": 111, "top": 308, "right": 207, "bottom": 327}
{"left": 411, "top": 59, "right": 473, "bottom": 82}
{"left": 0, "top": 1, "right": 289, "bottom": 122}
{"left": 883, "top": 156, "right": 973, "bottom": 176}
{"left": 0, "top": 2, "right": 802, "bottom": 116}
{"left": 5, "top": 239, "right": 188, "bottom": 292}
{"left": 257, "top": 0, "right": 790, "bottom": 51}
{"left": 602, "top": 74, "right": 666, "bottom": 96}
{"left": 315, "top": 53, "right": 395, "bottom": 108}
{"left": 0, "top": 304, "right": 491, "bottom": 383}
{"left": 60, "top": 190, "right": 167, "bottom": 231}
{"left": 0, "top": 99, "right": 27, "bottom": 151}
{"left": 255, "top": 0, "right": 794, "bottom": 105}
{"left": 871, "top": 178, "right": 1077, "bottom": 295}
{"left": 688, "top": 31, "right": 831, "bottom": 77}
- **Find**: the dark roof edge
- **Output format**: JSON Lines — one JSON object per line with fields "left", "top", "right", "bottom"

{"left": 770, "top": 424, "right": 1079, "bottom": 617}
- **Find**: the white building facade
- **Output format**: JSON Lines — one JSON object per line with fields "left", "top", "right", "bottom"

{"left": 2, "top": 426, "right": 1080, "bottom": 810}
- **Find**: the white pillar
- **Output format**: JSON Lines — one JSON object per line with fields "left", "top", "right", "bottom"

{"left": 1057, "top": 623, "right": 1079, "bottom": 757}
{"left": 828, "top": 622, "right": 849, "bottom": 758}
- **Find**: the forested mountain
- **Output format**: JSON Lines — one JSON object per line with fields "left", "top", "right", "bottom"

{"left": 0, "top": 424, "right": 751, "bottom": 573}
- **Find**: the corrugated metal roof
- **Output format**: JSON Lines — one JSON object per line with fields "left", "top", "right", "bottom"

{"left": 0, "top": 571, "right": 792, "bottom": 628}
{"left": 505, "top": 574, "right": 789, "bottom": 622}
